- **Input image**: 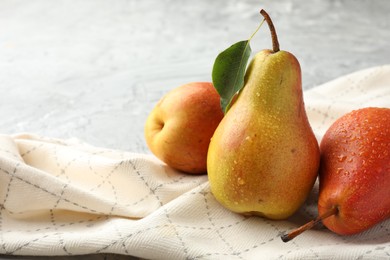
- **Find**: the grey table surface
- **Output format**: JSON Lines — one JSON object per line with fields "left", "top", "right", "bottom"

{"left": 0, "top": 0, "right": 389, "bottom": 259}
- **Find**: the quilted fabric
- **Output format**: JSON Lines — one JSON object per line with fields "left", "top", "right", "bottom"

{"left": 0, "top": 65, "right": 389, "bottom": 259}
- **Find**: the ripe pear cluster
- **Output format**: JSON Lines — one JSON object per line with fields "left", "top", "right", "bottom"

{"left": 144, "top": 9, "right": 390, "bottom": 241}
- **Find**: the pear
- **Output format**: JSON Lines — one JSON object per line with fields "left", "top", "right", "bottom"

{"left": 282, "top": 107, "right": 390, "bottom": 242}
{"left": 207, "top": 10, "right": 320, "bottom": 220}
{"left": 145, "top": 82, "right": 223, "bottom": 174}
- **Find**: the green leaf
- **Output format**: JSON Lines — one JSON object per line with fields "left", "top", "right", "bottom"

{"left": 212, "top": 40, "right": 251, "bottom": 114}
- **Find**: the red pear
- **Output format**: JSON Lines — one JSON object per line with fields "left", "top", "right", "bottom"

{"left": 282, "top": 107, "right": 390, "bottom": 241}
{"left": 318, "top": 107, "right": 390, "bottom": 235}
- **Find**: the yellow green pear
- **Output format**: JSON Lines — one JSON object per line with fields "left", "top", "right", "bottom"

{"left": 207, "top": 10, "right": 320, "bottom": 220}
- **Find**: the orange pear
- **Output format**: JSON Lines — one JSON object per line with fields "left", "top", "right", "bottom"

{"left": 145, "top": 82, "right": 223, "bottom": 174}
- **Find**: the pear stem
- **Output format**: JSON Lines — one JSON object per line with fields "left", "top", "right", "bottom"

{"left": 260, "top": 9, "right": 280, "bottom": 53}
{"left": 281, "top": 206, "right": 339, "bottom": 242}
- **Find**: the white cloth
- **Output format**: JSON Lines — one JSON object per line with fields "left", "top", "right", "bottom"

{"left": 1, "top": 65, "right": 389, "bottom": 259}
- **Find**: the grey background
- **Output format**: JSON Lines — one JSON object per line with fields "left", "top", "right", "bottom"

{"left": 0, "top": 0, "right": 389, "bottom": 259}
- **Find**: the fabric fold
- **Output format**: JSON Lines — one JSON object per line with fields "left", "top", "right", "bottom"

{"left": 1, "top": 135, "right": 207, "bottom": 220}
